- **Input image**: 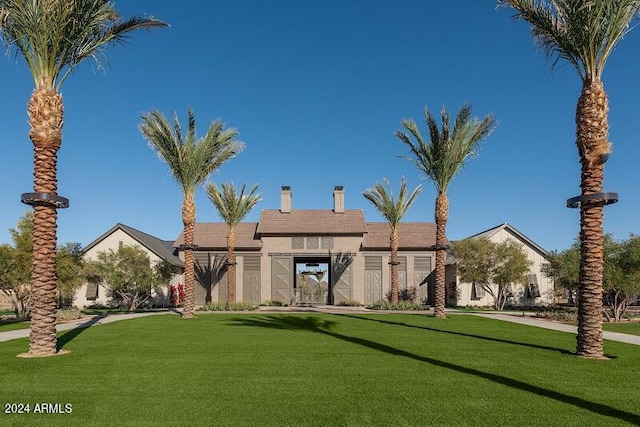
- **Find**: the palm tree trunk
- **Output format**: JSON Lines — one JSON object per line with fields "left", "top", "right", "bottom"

{"left": 575, "top": 79, "right": 608, "bottom": 358}
{"left": 434, "top": 192, "right": 448, "bottom": 319}
{"left": 390, "top": 228, "right": 399, "bottom": 305}
{"left": 182, "top": 196, "right": 196, "bottom": 319}
{"left": 27, "top": 88, "right": 63, "bottom": 356}
{"left": 226, "top": 230, "right": 236, "bottom": 304}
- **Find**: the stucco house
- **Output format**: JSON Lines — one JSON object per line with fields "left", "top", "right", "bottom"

{"left": 74, "top": 223, "right": 183, "bottom": 308}
{"left": 74, "top": 187, "right": 553, "bottom": 310}
{"left": 445, "top": 222, "right": 554, "bottom": 308}
{"left": 175, "top": 186, "right": 438, "bottom": 306}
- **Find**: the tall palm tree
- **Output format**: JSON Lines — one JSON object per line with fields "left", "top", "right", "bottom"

{"left": 397, "top": 105, "right": 495, "bottom": 318}
{"left": 0, "top": 0, "right": 166, "bottom": 357}
{"left": 140, "top": 110, "right": 242, "bottom": 318}
{"left": 499, "top": 0, "right": 639, "bottom": 358}
{"left": 206, "top": 182, "right": 261, "bottom": 304}
{"left": 363, "top": 177, "right": 422, "bottom": 305}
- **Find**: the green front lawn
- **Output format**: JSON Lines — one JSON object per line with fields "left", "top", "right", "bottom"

{"left": 603, "top": 322, "right": 640, "bottom": 336}
{"left": 1, "top": 313, "right": 639, "bottom": 426}
{"left": 0, "top": 320, "right": 29, "bottom": 332}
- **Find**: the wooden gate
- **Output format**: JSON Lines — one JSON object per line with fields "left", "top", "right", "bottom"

{"left": 271, "top": 257, "right": 292, "bottom": 304}
{"left": 364, "top": 256, "right": 382, "bottom": 305}
{"left": 243, "top": 255, "right": 261, "bottom": 305}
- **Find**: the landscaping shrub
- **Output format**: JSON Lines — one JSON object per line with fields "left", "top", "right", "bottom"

{"left": 55, "top": 307, "right": 82, "bottom": 321}
{"left": 367, "top": 300, "right": 427, "bottom": 311}
{"left": 385, "top": 286, "right": 418, "bottom": 303}
{"left": 197, "top": 302, "right": 258, "bottom": 312}
{"left": 533, "top": 306, "right": 578, "bottom": 323}
{"left": 261, "top": 300, "right": 284, "bottom": 307}
{"left": 336, "top": 300, "right": 363, "bottom": 307}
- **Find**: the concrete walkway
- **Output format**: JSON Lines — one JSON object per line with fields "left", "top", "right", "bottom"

{"left": 465, "top": 311, "right": 640, "bottom": 346}
{"left": 0, "top": 311, "right": 172, "bottom": 343}
{"left": 1, "top": 308, "right": 639, "bottom": 346}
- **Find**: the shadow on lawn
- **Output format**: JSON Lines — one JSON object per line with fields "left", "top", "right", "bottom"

{"left": 230, "top": 315, "right": 640, "bottom": 425}
{"left": 332, "top": 313, "right": 574, "bottom": 356}
{"left": 57, "top": 314, "right": 108, "bottom": 350}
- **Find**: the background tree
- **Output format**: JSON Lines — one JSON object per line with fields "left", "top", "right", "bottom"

{"left": 0, "top": 213, "right": 82, "bottom": 318}
{"left": 542, "top": 244, "right": 581, "bottom": 305}
{"left": 0, "top": 0, "right": 166, "bottom": 356}
{"left": 397, "top": 104, "right": 495, "bottom": 318}
{"left": 206, "top": 182, "right": 261, "bottom": 304}
{"left": 604, "top": 234, "right": 640, "bottom": 322}
{"left": 499, "top": 0, "right": 640, "bottom": 358}
{"left": 452, "top": 237, "right": 531, "bottom": 310}
{"left": 363, "top": 177, "right": 422, "bottom": 305}
{"left": 141, "top": 109, "right": 242, "bottom": 318}
{"left": 84, "top": 245, "right": 173, "bottom": 311}
{"left": 56, "top": 242, "right": 84, "bottom": 307}
{"left": 545, "top": 234, "right": 640, "bottom": 322}
{"left": 0, "top": 244, "right": 30, "bottom": 319}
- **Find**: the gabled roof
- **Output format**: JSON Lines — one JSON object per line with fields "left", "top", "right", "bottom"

{"left": 83, "top": 223, "right": 183, "bottom": 267}
{"left": 464, "top": 222, "right": 548, "bottom": 257}
{"left": 362, "top": 222, "right": 438, "bottom": 250}
{"left": 256, "top": 209, "right": 366, "bottom": 235}
{"left": 174, "top": 223, "right": 261, "bottom": 250}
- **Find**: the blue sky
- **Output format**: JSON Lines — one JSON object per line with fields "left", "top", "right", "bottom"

{"left": 0, "top": 1, "right": 638, "bottom": 252}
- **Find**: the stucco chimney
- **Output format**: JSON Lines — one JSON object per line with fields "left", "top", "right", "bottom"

{"left": 333, "top": 186, "right": 344, "bottom": 213}
{"left": 281, "top": 186, "right": 292, "bottom": 213}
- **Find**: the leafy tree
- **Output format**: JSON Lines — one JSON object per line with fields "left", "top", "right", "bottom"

{"left": 0, "top": 0, "right": 166, "bottom": 356}
{"left": 397, "top": 105, "right": 495, "bottom": 318}
{"left": 542, "top": 245, "right": 580, "bottom": 305}
{"left": 84, "top": 245, "right": 173, "bottom": 311}
{"left": 206, "top": 182, "right": 261, "bottom": 304}
{"left": 363, "top": 177, "right": 422, "bottom": 305}
{"left": 56, "top": 242, "right": 84, "bottom": 307}
{"left": 546, "top": 234, "right": 640, "bottom": 322}
{"left": 0, "top": 244, "right": 30, "bottom": 319}
{"left": 604, "top": 234, "right": 640, "bottom": 322}
{"left": 140, "top": 109, "right": 242, "bottom": 318}
{"left": 0, "top": 213, "right": 82, "bottom": 318}
{"left": 452, "top": 237, "right": 531, "bottom": 310}
{"left": 499, "top": 0, "right": 640, "bottom": 358}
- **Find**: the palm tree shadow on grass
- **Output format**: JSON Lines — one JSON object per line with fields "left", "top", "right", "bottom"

{"left": 56, "top": 314, "right": 108, "bottom": 350}
{"left": 332, "top": 313, "right": 576, "bottom": 356}
{"left": 229, "top": 315, "right": 640, "bottom": 425}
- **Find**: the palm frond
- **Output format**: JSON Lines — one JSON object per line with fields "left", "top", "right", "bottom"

{"left": 397, "top": 104, "right": 496, "bottom": 193}
{"left": 206, "top": 182, "right": 261, "bottom": 230}
{"left": 140, "top": 109, "right": 243, "bottom": 196}
{"left": 0, "top": 0, "right": 167, "bottom": 89}
{"left": 499, "top": 0, "right": 640, "bottom": 81}
{"left": 363, "top": 177, "right": 422, "bottom": 227}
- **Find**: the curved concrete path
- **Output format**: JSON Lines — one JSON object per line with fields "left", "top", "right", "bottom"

{"left": 464, "top": 311, "right": 640, "bottom": 346}
{"left": 0, "top": 311, "right": 172, "bottom": 343}
{"left": 1, "top": 308, "right": 638, "bottom": 346}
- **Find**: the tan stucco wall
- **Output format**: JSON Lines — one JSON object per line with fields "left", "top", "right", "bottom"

{"left": 456, "top": 228, "right": 554, "bottom": 308}
{"left": 74, "top": 229, "right": 178, "bottom": 308}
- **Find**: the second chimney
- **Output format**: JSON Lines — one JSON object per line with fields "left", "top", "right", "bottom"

{"left": 333, "top": 186, "right": 344, "bottom": 213}
{"left": 281, "top": 186, "right": 291, "bottom": 213}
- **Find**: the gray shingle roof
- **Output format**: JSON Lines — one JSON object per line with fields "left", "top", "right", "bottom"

{"left": 83, "top": 223, "right": 183, "bottom": 267}
{"left": 256, "top": 209, "right": 366, "bottom": 235}
{"left": 362, "top": 222, "right": 438, "bottom": 250}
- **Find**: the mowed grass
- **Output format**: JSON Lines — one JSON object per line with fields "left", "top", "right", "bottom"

{"left": 0, "top": 320, "right": 29, "bottom": 332}
{"left": 603, "top": 322, "right": 640, "bottom": 336}
{"left": 1, "top": 313, "right": 639, "bottom": 426}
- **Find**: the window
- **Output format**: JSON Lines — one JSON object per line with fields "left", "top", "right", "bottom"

{"left": 471, "top": 283, "right": 486, "bottom": 300}
{"left": 86, "top": 282, "right": 99, "bottom": 300}
{"left": 525, "top": 274, "right": 541, "bottom": 298}
{"left": 292, "top": 237, "right": 304, "bottom": 249}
